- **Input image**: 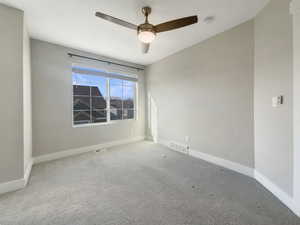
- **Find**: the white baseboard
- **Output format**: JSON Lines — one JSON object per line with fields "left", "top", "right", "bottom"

{"left": 0, "top": 178, "right": 25, "bottom": 195}
{"left": 33, "top": 136, "right": 145, "bottom": 164}
{"left": 254, "top": 171, "right": 299, "bottom": 217}
{"left": 158, "top": 138, "right": 254, "bottom": 178}
{"left": 0, "top": 159, "right": 33, "bottom": 195}
{"left": 189, "top": 149, "right": 254, "bottom": 177}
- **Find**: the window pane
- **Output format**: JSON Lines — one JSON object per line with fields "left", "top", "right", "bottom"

{"left": 92, "top": 97, "right": 106, "bottom": 110}
{"left": 123, "top": 86, "right": 134, "bottom": 109}
{"left": 92, "top": 110, "right": 107, "bottom": 123}
{"left": 91, "top": 86, "right": 106, "bottom": 97}
{"left": 73, "top": 96, "right": 90, "bottom": 110}
{"left": 110, "top": 99, "right": 122, "bottom": 109}
{"left": 110, "top": 109, "right": 122, "bottom": 120}
{"left": 110, "top": 82, "right": 123, "bottom": 110}
{"left": 73, "top": 73, "right": 107, "bottom": 97}
{"left": 73, "top": 85, "right": 90, "bottom": 96}
{"left": 123, "top": 109, "right": 134, "bottom": 119}
{"left": 110, "top": 78, "right": 123, "bottom": 86}
{"left": 123, "top": 86, "right": 134, "bottom": 99}
{"left": 73, "top": 111, "right": 90, "bottom": 125}
{"left": 110, "top": 84, "right": 123, "bottom": 99}
{"left": 123, "top": 99, "right": 134, "bottom": 109}
{"left": 123, "top": 80, "right": 135, "bottom": 87}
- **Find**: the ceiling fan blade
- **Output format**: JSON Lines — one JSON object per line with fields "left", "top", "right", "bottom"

{"left": 155, "top": 16, "right": 198, "bottom": 33}
{"left": 95, "top": 12, "right": 138, "bottom": 30}
{"left": 141, "top": 43, "right": 150, "bottom": 54}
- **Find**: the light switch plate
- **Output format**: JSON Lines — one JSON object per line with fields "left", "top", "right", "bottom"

{"left": 272, "top": 96, "right": 284, "bottom": 107}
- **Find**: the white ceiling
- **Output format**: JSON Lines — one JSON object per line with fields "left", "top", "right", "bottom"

{"left": 1, "top": 0, "right": 269, "bottom": 65}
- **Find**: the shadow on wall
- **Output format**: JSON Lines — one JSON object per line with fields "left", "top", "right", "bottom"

{"left": 148, "top": 93, "right": 158, "bottom": 143}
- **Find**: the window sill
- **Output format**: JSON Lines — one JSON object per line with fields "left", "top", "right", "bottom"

{"left": 72, "top": 119, "right": 136, "bottom": 128}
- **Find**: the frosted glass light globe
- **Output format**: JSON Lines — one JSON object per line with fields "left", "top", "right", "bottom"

{"left": 138, "top": 31, "right": 156, "bottom": 43}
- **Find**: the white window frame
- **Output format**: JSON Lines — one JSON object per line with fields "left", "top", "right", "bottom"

{"left": 72, "top": 68, "right": 138, "bottom": 128}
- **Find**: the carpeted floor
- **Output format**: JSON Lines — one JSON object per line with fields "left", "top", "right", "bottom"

{"left": 0, "top": 141, "right": 299, "bottom": 225}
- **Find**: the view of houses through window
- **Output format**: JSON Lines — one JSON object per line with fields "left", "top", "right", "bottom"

{"left": 72, "top": 67, "right": 136, "bottom": 125}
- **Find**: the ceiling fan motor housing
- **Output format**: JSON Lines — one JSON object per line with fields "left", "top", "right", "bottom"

{"left": 138, "top": 7, "right": 156, "bottom": 39}
{"left": 138, "top": 23, "right": 156, "bottom": 35}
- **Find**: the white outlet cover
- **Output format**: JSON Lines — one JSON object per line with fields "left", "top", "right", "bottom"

{"left": 272, "top": 96, "right": 283, "bottom": 108}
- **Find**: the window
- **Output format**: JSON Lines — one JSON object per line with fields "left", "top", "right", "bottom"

{"left": 72, "top": 66, "right": 137, "bottom": 126}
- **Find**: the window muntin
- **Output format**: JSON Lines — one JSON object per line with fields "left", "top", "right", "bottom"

{"left": 72, "top": 68, "right": 136, "bottom": 126}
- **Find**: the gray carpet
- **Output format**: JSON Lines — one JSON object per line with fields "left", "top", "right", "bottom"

{"left": 0, "top": 141, "right": 299, "bottom": 225}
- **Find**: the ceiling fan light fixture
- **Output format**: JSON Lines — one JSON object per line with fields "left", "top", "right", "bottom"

{"left": 138, "top": 30, "right": 156, "bottom": 43}
{"left": 95, "top": 6, "right": 198, "bottom": 53}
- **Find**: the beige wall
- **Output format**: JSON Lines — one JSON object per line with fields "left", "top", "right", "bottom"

{"left": 0, "top": 4, "right": 24, "bottom": 183}
{"left": 146, "top": 20, "right": 255, "bottom": 168}
{"left": 254, "top": 0, "right": 293, "bottom": 195}
{"left": 31, "top": 39, "right": 146, "bottom": 157}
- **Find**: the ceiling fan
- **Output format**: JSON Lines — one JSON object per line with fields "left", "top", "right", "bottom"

{"left": 95, "top": 7, "right": 198, "bottom": 54}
